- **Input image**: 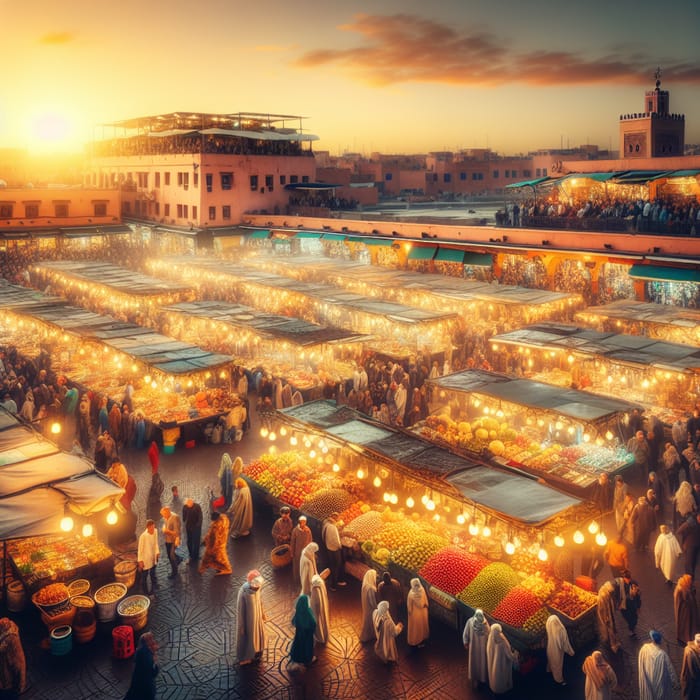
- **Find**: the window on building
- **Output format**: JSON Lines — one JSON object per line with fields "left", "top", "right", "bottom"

{"left": 164, "top": 204, "right": 170, "bottom": 217}
{"left": 472, "top": 173, "right": 478, "bottom": 180}
{"left": 209, "top": 206, "right": 216, "bottom": 220}
{"left": 25, "top": 204, "right": 39, "bottom": 219}
{"left": 250, "top": 175, "right": 258, "bottom": 190}
{"left": 280, "top": 175, "right": 287, "bottom": 185}
{"left": 94, "top": 203, "right": 107, "bottom": 216}
{"left": 302, "top": 175, "right": 309, "bottom": 183}
{"left": 0, "top": 204, "right": 13, "bottom": 218}
{"left": 493, "top": 170, "right": 499, "bottom": 179}
{"left": 222, "top": 206, "right": 231, "bottom": 219}
{"left": 192, "top": 206, "right": 197, "bottom": 220}
{"left": 55, "top": 204, "right": 69, "bottom": 217}
{"left": 443, "top": 173, "right": 451, "bottom": 183}
{"left": 265, "top": 175, "right": 274, "bottom": 191}
{"left": 177, "top": 204, "right": 183, "bottom": 218}
{"left": 536, "top": 168, "right": 541, "bottom": 177}
{"left": 290, "top": 175, "right": 298, "bottom": 184}
{"left": 183, "top": 205, "right": 189, "bottom": 218}
{"left": 135, "top": 201, "right": 141, "bottom": 216}
{"left": 164, "top": 172, "right": 171, "bottom": 186}
{"left": 138, "top": 172, "right": 148, "bottom": 188}
{"left": 505, "top": 170, "right": 510, "bottom": 178}
{"left": 523, "top": 169, "right": 531, "bottom": 178}
{"left": 385, "top": 173, "right": 393, "bottom": 181}
{"left": 460, "top": 172, "right": 467, "bottom": 181}
{"left": 155, "top": 172, "right": 160, "bottom": 188}
{"left": 155, "top": 202, "right": 160, "bottom": 216}
{"left": 206, "top": 174, "right": 213, "bottom": 192}
{"left": 542, "top": 167, "right": 547, "bottom": 176}
{"left": 221, "top": 173, "right": 233, "bottom": 190}
{"left": 122, "top": 202, "right": 131, "bottom": 215}
{"left": 512, "top": 170, "right": 518, "bottom": 178}
{"left": 178, "top": 172, "right": 183, "bottom": 186}
{"left": 193, "top": 173, "right": 198, "bottom": 188}
{"left": 183, "top": 172, "right": 189, "bottom": 189}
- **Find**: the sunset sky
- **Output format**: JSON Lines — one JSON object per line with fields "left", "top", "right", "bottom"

{"left": 3, "top": 0, "right": 700, "bottom": 156}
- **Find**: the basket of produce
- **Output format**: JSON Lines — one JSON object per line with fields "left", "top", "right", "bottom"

{"left": 94, "top": 582, "right": 127, "bottom": 622}
{"left": 117, "top": 595, "right": 151, "bottom": 631}
{"left": 67, "top": 579, "right": 90, "bottom": 598}
{"left": 32, "top": 582, "right": 70, "bottom": 614}
{"left": 114, "top": 560, "right": 138, "bottom": 588}
{"left": 271, "top": 545, "right": 292, "bottom": 568}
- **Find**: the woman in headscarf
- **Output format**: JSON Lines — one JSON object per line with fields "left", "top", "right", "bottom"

{"left": 289, "top": 594, "right": 317, "bottom": 668}
{"left": 582, "top": 650, "right": 617, "bottom": 700}
{"left": 675, "top": 480, "right": 697, "bottom": 530}
{"left": 373, "top": 600, "right": 403, "bottom": 664}
{"left": 675, "top": 574, "right": 700, "bottom": 647}
{"left": 236, "top": 571, "right": 266, "bottom": 666}
{"left": 217, "top": 453, "right": 234, "bottom": 511}
{"left": 124, "top": 631, "right": 159, "bottom": 700}
{"left": 0, "top": 617, "right": 26, "bottom": 696}
{"left": 463, "top": 609, "right": 490, "bottom": 690}
{"left": 406, "top": 578, "right": 429, "bottom": 648}
{"left": 486, "top": 623, "right": 516, "bottom": 695}
{"left": 359, "top": 569, "right": 378, "bottom": 643}
{"left": 198, "top": 511, "right": 232, "bottom": 576}
{"left": 545, "top": 614, "right": 574, "bottom": 686}
{"left": 228, "top": 478, "right": 253, "bottom": 538}
{"left": 299, "top": 542, "right": 319, "bottom": 596}
{"left": 682, "top": 633, "right": 700, "bottom": 700}
{"left": 310, "top": 574, "right": 330, "bottom": 644}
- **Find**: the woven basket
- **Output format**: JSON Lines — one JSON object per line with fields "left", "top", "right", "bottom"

{"left": 271, "top": 544, "right": 292, "bottom": 568}
{"left": 67, "top": 579, "right": 90, "bottom": 597}
{"left": 114, "top": 561, "right": 137, "bottom": 589}
{"left": 94, "top": 583, "right": 127, "bottom": 622}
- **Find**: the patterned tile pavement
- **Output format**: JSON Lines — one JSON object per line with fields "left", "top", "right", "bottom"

{"left": 6, "top": 414, "right": 685, "bottom": 699}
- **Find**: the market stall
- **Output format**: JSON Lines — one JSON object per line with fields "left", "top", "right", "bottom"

{"left": 147, "top": 257, "right": 458, "bottom": 359}
{"left": 242, "top": 400, "right": 599, "bottom": 651}
{"left": 489, "top": 323, "right": 700, "bottom": 425}
{"left": 29, "top": 260, "right": 194, "bottom": 323}
{"left": 158, "top": 299, "right": 367, "bottom": 398}
{"left": 576, "top": 298, "right": 700, "bottom": 347}
{"left": 0, "top": 284, "right": 234, "bottom": 429}
{"left": 414, "top": 369, "right": 637, "bottom": 494}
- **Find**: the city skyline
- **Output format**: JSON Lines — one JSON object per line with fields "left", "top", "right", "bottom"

{"left": 3, "top": 0, "right": 700, "bottom": 156}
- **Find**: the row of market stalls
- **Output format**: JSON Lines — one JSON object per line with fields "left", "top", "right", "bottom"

{"left": 0, "top": 282, "right": 234, "bottom": 428}
{"left": 489, "top": 323, "right": 700, "bottom": 425}
{"left": 243, "top": 399, "right": 600, "bottom": 649}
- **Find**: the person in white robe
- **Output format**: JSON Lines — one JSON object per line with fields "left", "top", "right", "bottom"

{"left": 486, "top": 623, "right": 516, "bottom": 695}
{"left": 582, "top": 650, "right": 617, "bottom": 700}
{"left": 373, "top": 600, "right": 403, "bottom": 664}
{"left": 236, "top": 571, "right": 266, "bottom": 665}
{"left": 359, "top": 569, "right": 378, "bottom": 643}
{"left": 406, "top": 578, "right": 429, "bottom": 647}
{"left": 228, "top": 478, "right": 253, "bottom": 538}
{"left": 655, "top": 524, "right": 683, "bottom": 584}
{"left": 545, "top": 614, "right": 574, "bottom": 685}
{"left": 310, "top": 574, "right": 330, "bottom": 644}
{"left": 638, "top": 630, "right": 679, "bottom": 700}
{"left": 299, "top": 542, "right": 319, "bottom": 596}
{"left": 463, "top": 608, "right": 490, "bottom": 689}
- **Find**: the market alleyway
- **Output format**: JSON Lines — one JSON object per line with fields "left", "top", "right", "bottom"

{"left": 8, "top": 408, "right": 685, "bottom": 700}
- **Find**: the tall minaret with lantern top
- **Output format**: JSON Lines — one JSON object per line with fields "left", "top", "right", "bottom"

{"left": 619, "top": 68, "right": 685, "bottom": 158}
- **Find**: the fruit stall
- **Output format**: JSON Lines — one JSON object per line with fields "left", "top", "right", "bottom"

{"left": 576, "top": 298, "right": 700, "bottom": 348}
{"left": 243, "top": 400, "right": 600, "bottom": 651}
{"left": 0, "top": 283, "right": 236, "bottom": 427}
{"left": 147, "top": 257, "right": 459, "bottom": 357}
{"left": 29, "top": 260, "right": 194, "bottom": 324}
{"left": 489, "top": 323, "right": 700, "bottom": 426}
{"left": 416, "top": 368, "right": 637, "bottom": 495}
{"left": 157, "top": 299, "right": 365, "bottom": 399}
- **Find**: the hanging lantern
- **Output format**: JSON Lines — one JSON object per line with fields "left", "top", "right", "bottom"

{"left": 406, "top": 496, "right": 415, "bottom": 509}
{"left": 60, "top": 516, "right": 74, "bottom": 532}
{"left": 573, "top": 530, "right": 584, "bottom": 544}
{"left": 588, "top": 520, "right": 599, "bottom": 535}
{"left": 554, "top": 535, "right": 565, "bottom": 548}
{"left": 82, "top": 523, "right": 93, "bottom": 537}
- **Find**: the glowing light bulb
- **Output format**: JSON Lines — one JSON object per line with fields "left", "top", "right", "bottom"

{"left": 144, "top": 375, "right": 151, "bottom": 384}
{"left": 537, "top": 547, "right": 548, "bottom": 562}
{"left": 60, "top": 516, "right": 74, "bottom": 532}
{"left": 356, "top": 468, "right": 365, "bottom": 479}
{"left": 554, "top": 535, "right": 565, "bottom": 548}
{"left": 260, "top": 427, "right": 269, "bottom": 438}
{"left": 605, "top": 431, "right": 613, "bottom": 441}
{"left": 588, "top": 520, "right": 599, "bottom": 535}
{"left": 106, "top": 510, "right": 118, "bottom": 526}
{"left": 505, "top": 541, "right": 515, "bottom": 555}
{"left": 457, "top": 513, "right": 466, "bottom": 525}
{"left": 279, "top": 426, "right": 287, "bottom": 436}
{"left": 383, "top": 492, "right": 391, "bottom": 503}
{"left": 425, "top": 499, "right": 436, "bottom": 511}
{"left": 309, "top": 449, "right": 316, "bottom": 458}
{"left": 406, "top": 496, "right": 415, "bottom": 508}
{"left": 50, "top": 422, "right": 61, "bottom": 435}
{"left": 332, "top": 463, "right": 340, "bottom": 473}
{"left": 390, "top": 493, "right": 398, "bottom": 505}
{"left": 433, "top": 513, "right": 441, "bottom": 522}
{"left": 482, "top": 525, "right": 491, "bottom": 538}
{"left": 573, "top": 530, "right": 584, "bottom": 544}
{"left": 290, "top": 435, "right": 298, "bottom": 446}
{"left": 373, "top": 476, "right": 381, "bottom": 488}
{"left": 82, "top": 523, "right": 93, "bottom": 537}
{"left": 596, "top": 532, "right": 608, "bottom": 547}
{"left": 468, "top": 523, "right": 480, "bottom": 536}
{"left": 269, "top": 431, "right": 276, "bottom": 441}
{"left": 421, "top": 494, "right": 428, "bottom": 505}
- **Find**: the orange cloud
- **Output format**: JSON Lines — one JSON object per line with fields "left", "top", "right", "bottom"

{"left": 38, "top": 32, "right": 75, "bottom": 46}
{"left": 295, "top": 13, "right": 700, "bottom": 87}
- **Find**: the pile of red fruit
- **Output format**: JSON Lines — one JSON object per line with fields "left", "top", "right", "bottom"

{"left": 419, "top": 547, "right": 489, "bottom": 596}
{"left": 492, "top": 586, "right": 543, "bottom": 628}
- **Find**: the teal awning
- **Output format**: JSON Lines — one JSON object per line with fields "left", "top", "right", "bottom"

{"left": 407, "top": 245, "right": 436, "bottom": 260}
{"left": 463, "top": 253, "right": 493, "bottom": 267}
{"left": 629, "top": 264, "right": 700, "bottom": 283}
{"left": 613, "top": 170, "right": 672, "bottom": 184}
{"left": 61, "top": 224, "right": 133, "bottom": 237}
{"left": 666, "top": 169, "right": 700, "bottom": 178}
{"left": 271, "top": 237, "right": 291, "bottom": 245}
{"left": 364, "top": 238, "right": 395, "bottom": 247}
{"left": 505, "top": 176, "right": 551, "bottom": 189}
{"left": 321, "top": 233, "right": 347, "bottom": 241}
{"left": 294, "top": 231, "right": 322, "bottom": 239}
{"left": 435, "top": 248, "right": 465, "bottom": 263}
{"left": 563, "top": 172, "right": 619, "bottom": 182}
{"left": 248, "top": 229, "right": 270, "bottom": 239}
{"left": 346, "top": 236, "right": 366, "bottom": 243}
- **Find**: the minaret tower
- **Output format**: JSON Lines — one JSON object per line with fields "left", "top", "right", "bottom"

{"left": 619, "top": 68, "right": 685, "bottom": 158}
